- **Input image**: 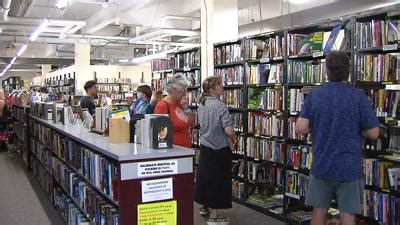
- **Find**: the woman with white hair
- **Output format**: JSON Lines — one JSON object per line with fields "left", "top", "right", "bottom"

{"left": 154, "top": 75, "right": 194, "bottom": 148}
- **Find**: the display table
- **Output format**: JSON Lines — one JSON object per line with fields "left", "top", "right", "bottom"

{"left": 29, "top": 115, "right": 195, "bottom": 225}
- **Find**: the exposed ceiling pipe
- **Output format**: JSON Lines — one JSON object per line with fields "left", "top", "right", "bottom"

{"left": 129, "top": 28, "right": 200, "bottom": 43}
{"left": 2, "top": 0, "right": 12, "bottom": 20}
{"left": 0, "top": 24, "right": 64, "bottom": 33}
{"left": 0, "top": 16, "right": 86, "bottom": 28}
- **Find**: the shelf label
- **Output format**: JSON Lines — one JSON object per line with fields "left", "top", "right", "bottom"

{"left": 138, "top": 200, "right": 177, "bottom": 225}
{"left": 183, "top": 67, "right": 191, "bottom": 72}
{"left": 138, "top": 160, "right": 178, "bottom": 178}
{"left": 383, "top": 44, "right": 398, "bottom": 51}
{"left": 141, "top": 178, "right": 173, "bottom": 203}
{"left": 313, "top": 51, "right": 324, "bottom": 58}
{"left": 260, "top": 58, "right": 270, "bottom": 63}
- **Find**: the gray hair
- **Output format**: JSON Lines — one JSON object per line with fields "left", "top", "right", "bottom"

{"left": 165, "top": 74, "right": 189, "bottom": 93}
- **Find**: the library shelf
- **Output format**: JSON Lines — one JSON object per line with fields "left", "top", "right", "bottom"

{"left": 223, "top": 84, "right": 244, "bottom": 89}
{"left": 247, "top": 109, "right": 284, "bottom": 114}
{"left": 214, "top": 61, "right": 245, "bottom": 68}
{"left": 356, "top": 45, "right": 400, "bottom": 54}
{"left": 246, "top": 83, "right": 283, "bottom": 88}
{"left": 287, "top": 83, "right": 323, "bottom": 88}
{"left": 286, "top": 139, "right": 312, "bottom": 146}
{"left": 286, "top": 166, "right": 310, "bottom": 176}
{"left": 247, "top": 134, "right": 285, "bottom": 140}
{"left": 232, "top": 175, "right": 247, "bottom": 183}
{"left": 227, "top": 107, "right": 244, "bottom": 111}
{"left": 246, "top": 157, "right": 285, "bottom": 167}
{"left": 173, "top": 67, "right": 201, "bottom": 73}
{"left": 247, "top": 57, "right": 284, "bottom": 65}
{"left": 364, "top": 185, "right": 400, "bottom": 198}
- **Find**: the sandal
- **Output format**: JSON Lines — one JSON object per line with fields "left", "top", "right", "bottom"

{"left": 199, "top": 206, "right": 210, "bottom": 216}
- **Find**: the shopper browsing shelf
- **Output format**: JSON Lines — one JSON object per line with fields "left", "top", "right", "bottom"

{"left": 130, "top": 85, "right": 159, "bottom": 116}
{"left": 194, "top": 77, "right": 237, "bottom": 223}
{"left": 295, "top": 51, "right": 380, "bottom": 225}
{"left": 154, "top": 75, "right": 194, "bottom": 148}
{"left": 80, "top": 80, "right": 98, "bottom": 116}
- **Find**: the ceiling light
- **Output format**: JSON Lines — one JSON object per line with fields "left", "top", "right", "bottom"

{"left": 16, "top": 44, "right": 27, "bottom": 57}
{"left": 9, "top": 57, "right": 17, "bottom": 65}
{"left": 5, "top": 64, "right": 11, "bottom": 70}
{"left": 56, "top": 0, "right": 68, "bottom": 9}
{"left": 287, "top": 0, "right": 310, "bottom": 4}
{"left": 29, "top": 19, "right": 49, "bottom": 42}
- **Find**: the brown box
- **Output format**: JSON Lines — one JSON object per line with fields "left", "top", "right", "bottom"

{"left": 109, "top": 118, "right": 130, "bottom": 143}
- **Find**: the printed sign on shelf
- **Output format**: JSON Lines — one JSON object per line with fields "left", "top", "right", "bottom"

{"left": 141, "top": 178, "right": 173, "bottom": 203}
{"left": 138, "top": 200, "right": 177, "bottom": 225}
{"left": 138, "top": 159, "right": 178, "bottom": 178}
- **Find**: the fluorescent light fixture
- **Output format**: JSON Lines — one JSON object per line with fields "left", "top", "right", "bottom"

{"left": 288, "top": 0, "right": 310, "bottom": 4}
{"left": 16, "top": 44, "right": 27, "bottom": 56}
{"left": 5, "top": 64, "right": 11, "bottom": 70}
{"left": 9, "top": 57, "right": 17, "bottom": 65}
{"left": 118, "top": 59, "right": 129, "bottom": 63}
{"left": 56, "top": 0, "right": 68, "bottom": 9}
{"left": 29, "top": 19, "right": 49, "bottom": 42}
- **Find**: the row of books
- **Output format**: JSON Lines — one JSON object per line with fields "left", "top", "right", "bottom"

{"left": 364, "top": 158, "right": 399, "bottom": 190}
{"left": 246, "top": 138, "right": 285, "bottom": 163}
{"left": 356, "top": 54, "right": 400, "bottom": 82}
{"left": 109, "top": 93, "right": 129, "bottom": 101}
{"left": 222, "top": 89, "right": 243, "bottom": 108}
{"left": 248, "top": 88, "right": 284, "bottom": 111}
{"left": 32, "top": 122, "right": 52, "bottom": 146}
{"left": 177, "top": 71, "right": 201, "bottom": 87}
{"left": 97, "top": 85, "right": 131, "bottom": 92}
{"left": 287, "top": 145, "right": 312, "bottom": 170}
{"left": 248, "top": 162, "right": 283, "bottom": 186}
{"left": 232, "top": 135, "right": 245, "bottom": 155}
{"left": 188, "top": 90, "right": 199, "bottom": 107}
{"left": 287, "top": 25, "right": 348, "bottom": 56}
{"left": 288, "top": 88, "right": 305, "bottom": 114}
{"left": 46, "top": 77, "right": 74, "bottom": 86}
{"left": 388, "top": 128, "right": 400, "bottom": 153}
{"left": 231, "top": 112, "right": 244, "bottom": 132}
{"left": 363, "top": 89, "right": 400, "bottom": 118}
{"left": 52, "top": 134, "right": 120, "bottom": 202}
{"left": 175, "top": 49, "right": 200, "bottom": 69}
{"left": 215, "top": 66, "right": 245, "bottom": 85}
{"left": 151, "top": 78, "right": 168, "bottom": 92}
{"left": 362, "top": 190, "right": 399, "bottom": 225}
{"left": 52, "top": 157, "right": 119, "bottom": 225}
{"left": 243, "top": 36, "right": 284, "bottom": 60}
{"left": 248, "top": 113, "right": 284, "bottom": 137}
{"left": 356, "top": 20, "right": 398, "bottom": 49}
{"left": 245, "top": 64, "right": 283, "bottom": 85}
{"left": 96, "top": 78, "right": 132, "bottom": 84}
{"left": 288, "top": 60, "right": 326, "bottom": 84}
{"left": 286, "top": 171, "right": 309, "bottom": 199}
{"left": 232, "top": 159, "right": 245, "bottom": 178}
{"left": 232, "top": 179, "right": 246, "bottom": 200}
{"left": 214, "top": 44, "right": 243, "bottom": 64}
{"left": 151, "top": 59, "right": 174, "bottom": 72}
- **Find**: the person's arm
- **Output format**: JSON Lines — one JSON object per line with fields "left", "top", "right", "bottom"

{"left": 295, "top": 117, "right": 311, "bottom": 135}
{"left": 219, "top": 103, "right": 237, "bottom": 148}
{"left": 359, "top": 93, "right": 380, "bottom": 141}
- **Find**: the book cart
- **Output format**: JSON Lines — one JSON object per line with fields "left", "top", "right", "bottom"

{"left": 25, "top": 107, "right": 195, "bottom": 225}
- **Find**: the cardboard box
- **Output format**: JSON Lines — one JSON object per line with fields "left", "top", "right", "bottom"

{"left": 109, "top": 118, "right": 130, "bottom": 143}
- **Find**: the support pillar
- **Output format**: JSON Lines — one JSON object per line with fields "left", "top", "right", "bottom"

{"left": 74, "top": 43, "right": 91, "bottom": 95}
{"left": 201, "top": 0, "right": 238, "bottom": 81}
{"left": 41, "top": 64, "right": 51, "bottom": 77}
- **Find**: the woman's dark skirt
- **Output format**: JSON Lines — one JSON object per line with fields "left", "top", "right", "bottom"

{"left": 194, "top": 144, "right": 232, "bottom": 209}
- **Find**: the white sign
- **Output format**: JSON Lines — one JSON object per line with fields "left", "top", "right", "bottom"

{"left": 383, "top": 44, "right": 398, "bottom": 51}
{"left": 138, "top": 160, "right": 178, "bottom": 178}
{"left": 313, "top": 51, "right": 324, "bottom": 58}
{"left": 260, "top": 58, "right": 270, "bottom": 63}
{"left": 141, "top": 178, "right": 173, "bottom": 203}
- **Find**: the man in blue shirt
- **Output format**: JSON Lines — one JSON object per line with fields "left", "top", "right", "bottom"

{"left": 296, "top": 51, "right": 380, "bottom": 225}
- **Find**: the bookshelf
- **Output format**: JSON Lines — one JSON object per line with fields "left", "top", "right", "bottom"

{"left": 2, "top": 76, "right": 22, "bottom": 92}
{"left": 95, "top": 74, "right": 133, "bottom": 109}
{"left": 12, "top": 104, "right": 31, "bottom": 168}
{"left": 44, "top": 72, "right": 76, "bottom": 104}
{"left": 25, "top": 105, "right": 195, "bottom": 225}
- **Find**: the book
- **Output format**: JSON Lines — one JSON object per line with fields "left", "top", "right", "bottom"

{"left": 215, "top": 66, "right": 244, "bottom": 85}
{"left": 248, "top": 88, "right": 264, "bottom": 110}
{"left": 150, "top": 116, "right": 173, "bottom": 149}
{"left": 387, "top": 167, "right": 400, "bottom": 191}
{"left": 323, "top": 25, "right": 342, "bottom": 51}
{"left": 288, "top": 59, "right": 326, "bottom": 84}
{"left": 248, "top": 112, "right": 284, "bottom": 137}
{"left": 222, "top": 89, "right": 243, "bottom": 109}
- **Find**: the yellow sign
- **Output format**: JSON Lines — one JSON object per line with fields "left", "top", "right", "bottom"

{"left": 138, "top": 200, "right": 177, "bottom": 225}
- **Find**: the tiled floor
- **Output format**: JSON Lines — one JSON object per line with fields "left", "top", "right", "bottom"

{"left": 0, "top": 150, "right": 285, "bottom": 225}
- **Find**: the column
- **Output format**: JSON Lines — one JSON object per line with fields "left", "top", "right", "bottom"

{"left": 41, "top": 64, "right": 51, "bottom": 77}
{"left": 74, "top": 43, "right": 92, "bottom": 95}
{"left": 201, "top": 0, "right": 238, "bottom": 81}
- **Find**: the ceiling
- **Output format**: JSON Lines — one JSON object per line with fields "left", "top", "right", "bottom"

{"left": 0, "top": 0, "right": 397, "bottom": 80}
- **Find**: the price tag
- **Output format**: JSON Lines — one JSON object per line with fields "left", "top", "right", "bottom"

{"left": 260, "top": 58, "right": 270, "bottom": 63}
{"left": 383, "top": 44, "right": 398, "bottom": 51}
{"left": 313, "top": 51, "right": 324, "bottom": 58}
{"left": 184, "top": 67, "right": 191, "bottom": 72}
{"left": 289, "top": 55, "right": 298, "bottom": 59}
{"left": 274, "top": 56, "right": 283, "bottom": 60}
